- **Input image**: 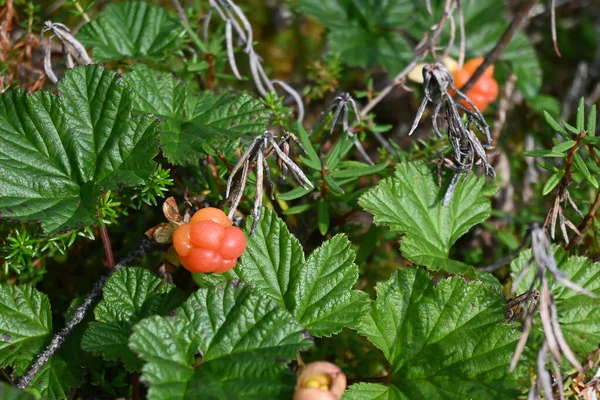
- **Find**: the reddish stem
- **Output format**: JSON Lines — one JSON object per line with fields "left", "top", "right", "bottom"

{"left": 132, "top": 371, "right": 140, "bottom": 400}
{"left": 99, "top": 224, "right": 114, "bottom": 269}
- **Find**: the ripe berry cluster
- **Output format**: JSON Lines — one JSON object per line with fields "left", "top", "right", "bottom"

{"left": 451, "top": 57, "right": 499, "bottom": 113}
{"left": 173, "top": 208, "right": 247, "bottom": 273}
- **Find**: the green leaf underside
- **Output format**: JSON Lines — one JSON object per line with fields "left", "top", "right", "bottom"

{"left": 511, "top": 246, "right": 600, "bottom": 357}
{"left": 358, "top": 162, "right": 491, "bottom": 275}
{"left": 122, "top": 65, "right": 269, "bottom": 164}
{"left": 297, "top": 0, "right": 413, "bottom": 75}
{"left": 236, "top": 208, "right": 370, "bottom": 337}
{"left": 77, "top": 1, "right": 182, "bottom": 62}
{"left": 129, "top": 282, "right": 312, "bottom": 400}
{"left": 0, "top": 285, "right": 51, "bottom": 375}
{"left": 353, "top": 268, "right": 522, "bottom": 399}
{"left": 81, "top": 267, "right": 184, "bottom": 371}
{"left": 0, "top": 65, "right": 158, "bottom": 234}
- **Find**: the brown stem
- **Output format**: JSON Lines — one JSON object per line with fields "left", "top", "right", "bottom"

{"left": 170, "top": 0, "right": 189, "bottom": 25}
{"left": 360, "top": 0, "right": 454, "bottom": 117}
{"left": 206, "top": 54, "right": 215, "bottom": 90}
{"left": 99, "top": 225, "right": 114, "bottom": 269}
{"left": 567, "top": 190, "right": 600, "bottom": 250}
{"left": 563, "top": 131, "right": 586, "bottom": 181}
{"left": 1, "top": 368, "right": 13, "bottom": 384}
{"left": 132, "top": 371, "right": 140, "bottom": 400}
{"left": 459, "top": 0, "right": 537, "bottom": 94}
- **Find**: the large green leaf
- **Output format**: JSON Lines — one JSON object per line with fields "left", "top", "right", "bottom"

{"left": 0, "top": 286, "right": 81, "bottom": 399}
{"left": 81, "top": 267, "right": 184, "bottom": 371}
{"left": 28, "top": 356, "right": 81, "bottom": 400}
{"left": 297, "top": 0, "right": 413, "bottom": 75}
{"left": 129, "top": 282, "right": 312, "bottom": 400}
{"left": 236, "top": 208, "right": 370, "bottom": 337}
{"left": 122, "top": 65, "right": 270, "bottom": 164}
{"left": 350, "top": 267, "right": 523, "bottom": 399}
{"left": 0, "top": 382, "right": 36, "bottom": 399}
{"left": 358, "top": 162, "right": 491, "bottom": 274}
{"left": 0, "top": 285, "right": 51, "bottom": 375}
{"left": 77, "top": 1, "right": 182, "bottom": 62}
{"left": 511, "top": 246, "right": 600, "bottom": 357}
{"left": 344, "top": 383, "right": 403, "bottom": 400}
{"left": 0, "top": 65, "right": 158, "bottom": 234}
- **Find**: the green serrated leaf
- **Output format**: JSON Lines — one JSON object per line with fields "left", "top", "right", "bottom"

{"left": 0, "top": 65, "right": 158, "bottom": 234}
{"left": 129, "top": 282, "right": 311, "bottom": 400}
{"left": 511, "top": 246, "right": 600, "bottom": 357}
{"left": 297, "top": 0, "right": 413, "bottom": 75}
{"left": 82, "top": 267, "right": 184, "bottom": 371}
{"left": 29, "top": 355, "right": 80, "bottom": 400}
{"left": 122, "top": 66, "right": 269, "bottom": 164}
{"left": 77, "top": 2, "right": 182, "bottom": 62}
{"left": 236, "top": 208, "right": 370, "bottom": 337}
{"left": 344, "top": 383, "right": 403, "bottom": 399}
{"left": 551, "top": 140, "right": 577, "bottom": 153}
{"left": 358, "top": 162, "right": 491, "bottom": 273}
{"left": 0, "top": 382, "right": 37, "bottom": 399}
{"left": 0, "top": 286, "right": 79, "bottom": 399}
{"left": 354, "top": 267, "right": 523, "bottom": 399}
{"left": 504, "top": 32, "right": 542, "bottom": 99}
{"left": 542, "top": 170, "right": 564, "bottom": 195}
{"left": 0, "top": 285, "right": 51, "bottom": 375}
{"left": 527, "top": 95, "right": 561, "bottom": 118}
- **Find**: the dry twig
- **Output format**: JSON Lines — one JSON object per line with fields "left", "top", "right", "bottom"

{"left": 225, "top": 131, "right": 313, "bottom": 233}
{"left": 15, "top": 238, "right": 157, "bottom": 389}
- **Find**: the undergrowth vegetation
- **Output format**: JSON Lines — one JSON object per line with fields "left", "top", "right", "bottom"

{"left": 0, "top": 0, "right": 599, "bottom": 399}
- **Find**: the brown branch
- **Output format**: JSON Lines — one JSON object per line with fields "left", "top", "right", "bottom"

{"left": 170, "top": 0, "right": 189, "bottom": 25}
{"left": 360, "top": 0, "right": 455, "bottom": 117}
{"left": 15, "top": 237, "right": 157, "bottom": 390}
{"left": 567, "top": 190, "right": 600, "bottom": 251}
{"left": 459, "top": 0, "right": 537, "bottom": 94}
